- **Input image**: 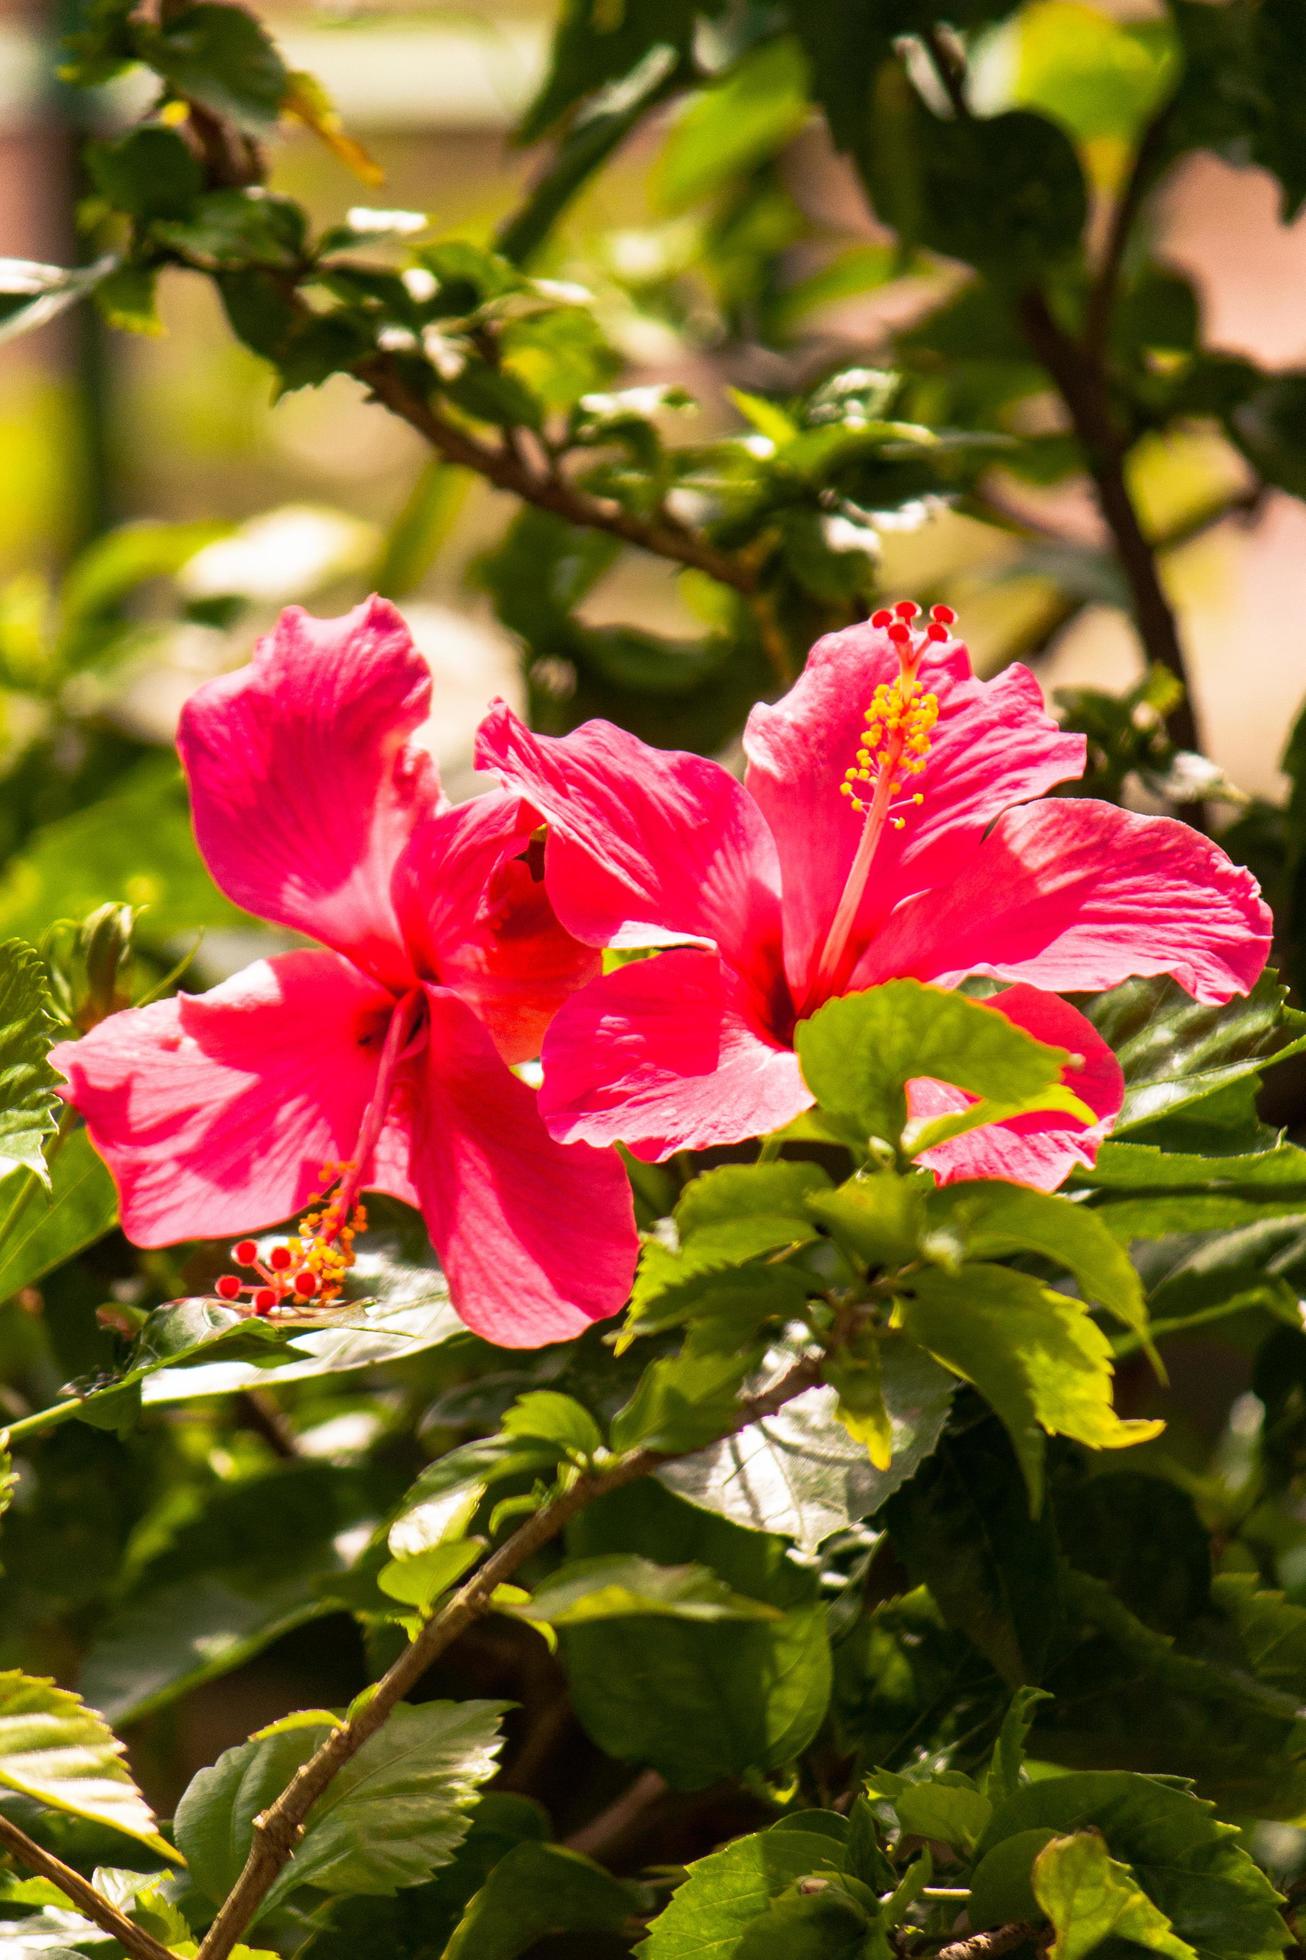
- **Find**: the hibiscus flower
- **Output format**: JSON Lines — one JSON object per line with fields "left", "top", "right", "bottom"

{"left": 477, "top": 603, "right": 1271, "bottom": 1190}
{"left": 51, "top": 599, "right": 637, "bottom": 1347}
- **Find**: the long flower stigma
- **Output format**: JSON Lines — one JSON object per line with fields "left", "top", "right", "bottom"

{"left": 808, "top": 600, "right": 955, "bottom": 1004}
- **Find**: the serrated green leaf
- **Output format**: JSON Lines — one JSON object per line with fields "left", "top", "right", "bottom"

{"left": 808, "top": 1171, "right": 928, "bottom": 1271}
{"left": 897, "top": 1265, "right": 1162, "bottom": 1509}
{"left": 1081, "top": 1141, "right": 1306, "bottom": 1242}
{"left": 977, "top": 1771, "right": 1288, "bottom": 1960}
{"left": 0, "top": 941, "right": 59, "bottom": 1188}
{"left": 176, "top": 1701, "right": 506, "bottom": 1916}
{"left": 1034, "top": 1830, "right": 1199, "bottom": 1960}
{"left": 797, "top": 981, "right": 1089, "bottom": 1157}
{"left": 0, "top": 1672, "right": 170, "bottom": 1856}
{"left": 0, "top": 1129, "right": 118, "bottom": 1303}
{"left": 146, "top": 2, "right": 288, "bottom": 129}
{"left": 636, "top": 1820, "right": 847, "bottom": 1959}
{"left": 501, "top": 1389, "right": 602, "bottom": 1461}
{"left": 612, "top": 1345, "right": 758, "bottom": 1455}
{"left": 927, "top": 1181, "right": 1152, "bottom": 1357}
{"left": 867, "top": 1767, "right": 992, "bottom": 1851}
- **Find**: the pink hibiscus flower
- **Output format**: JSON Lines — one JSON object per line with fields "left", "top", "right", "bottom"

{"left": 51, "top": 599, "right": 637, "bottom": 1347}
{"left": 477, "top": 602, "right": 1272, "bottom": 1191}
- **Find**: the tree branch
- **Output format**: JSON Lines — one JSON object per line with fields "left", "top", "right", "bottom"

{"left": 1015, "top": 290, "right": 1202, "bottom": 763}
{"left": 196, "top": 1350, "right": 824, "bottom": 1960}
{"left": 916, "top": 34, "right": 1204, "bottom": 774}
{"left": 1085, "top": 101, "right": 1175, "bottom": 365}
{"left": 356, "top": 357, "right": 760, "bottom": 597}
{"left": 0, "top": 1812, "right": 179, "bottom": 1960}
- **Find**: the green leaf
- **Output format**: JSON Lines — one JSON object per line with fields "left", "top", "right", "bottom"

{"left": 985, "top": 1688, "right": 1052, "bottom": 1802}
{"left": 85, "top": 125, "right": 203, "bottom": 222}
{"left": 80, "top": 1462, "right": 386, "bottom": 1723}
{"left": 637, "top": 1819, "right": 847, "bottom": 1959}
{"left": 927, "top": 1181, "right": 1151, "bottom": 1354}
{"left": 897, "top": 1265, "right": 1163, "bottom": 1509}
{"left": 1081, "top": 1141, "right": 1306, "bottom": 1242}
{"left": 176, "top": 1701, "right": 506, "bottom": 1916}
{"left": 388, "top": 1436, "right": 556, "bottom": 1562}
{"left": 378, "top": 1539, "right": 481, "bottom": 1614}
{"left": 729, "top": 1888, "right": 874, "bottom": 1957}
{"left": 0, "top": 1671, "right": 170, "bottom": 1857}
{"left": 561, "top": 1483, "right": 831, "bottom": 1788}
{"left": 0, "top": 941, "right": 58, "bottom": 1188}
{"left": 797, "top": 981, "right": 1090, "bottom": 1157}
{"left": 500, "top": 1389, "right": 602, "bottom": 1462}
{"left": 442, "top": 1840, "right": 637, "bottom": 1959}
{"left": 885, "top": 1422, "right": 1061, "bottom": 1684}
{"left": 875, "top": 107, "right": 1088, "bottom": 282}
{"left": 675, "top": 1161, "right": 831, "bottom": 1263}
{"left": 0, "top": 1129, "right": 118, "bottom": 1303}
{"left": 808, "top": 1171, "right": 928, "bottom": 1271}
{"left": 976, "top": 1771, "right": 1288, "bottom": 1960}
{"left": 661, "top": 1336, "right": 954, "bottom": 1551}
{"left": 1033, "top": 1831, "right": 1199, "bottom": 1960}
{"left": 868, "top": 1766, "right": 992, "bottom": 1851}
{"left": 511, "top": 1555, "right": 783, "bottom": 1628}
{"left": 145, "top": 2, "right": 288, "bottom": 129}
{"left": 154, "top": 189, "right": 307, "bottom": 269}
{"left": 611, "top": 1345, "right": 759, "bottom": 1455}
{"left": 657, "top": 38, "right": 810, "bottom": 211}
{"left": 1080, "top": 969, "right": 1305, "bottom": 1148}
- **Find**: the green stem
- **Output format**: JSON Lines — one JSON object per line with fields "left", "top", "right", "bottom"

{"left": 2, "top": 1397, "right": 84, "bottom": 1446}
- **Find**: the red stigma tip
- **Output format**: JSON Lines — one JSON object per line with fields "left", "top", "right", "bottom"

{"left": 888, "top": 621, "right": 911, "bottom": 645}
{"left": 870, "top": 608, "right": 892, "bottom": 628}
{"left": 293, "top": 1270, "right": 319, "bottom": 1298}
{"left": 215, "top": 1274, "right": 242, "bottom": 1301}
{"left": 926, "top": 621, "right": 949, "bottom": 641}
{"left": 253, "top": 1287, "right": 278, "bottom": 1315}
{"left": 893, "top": 600, "right": 920, "bottom": 619}
{"left": 232, "top": 1239, "right": 258, "bottom": 1266}
{"left": 268, "top": 1245, "right": 293, "bottom": 1271}
{"left": 930, "top": 603, "right": 956, "bottom": 624}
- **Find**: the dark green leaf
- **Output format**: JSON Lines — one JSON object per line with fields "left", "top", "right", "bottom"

{"left": 0, "top": 1130, "right": 118, "bottom": 1303}
{"left": 636, "top": 1819, "right": 847, "bottom": 1959}
{"left": 146, "top": 3, "right": 288, "bottom": 130}
{"left": 442, "top": 1841, "right": 637, "bottom": 1959}
{"left": 511, "top": 1554, "right": 782, "bottom": 1627}
{"left": 86, "top": 125, "right": 203, "bottom": 221}
{"left": 1033, "top": 1831, "right": 1198, "bottom": 1960}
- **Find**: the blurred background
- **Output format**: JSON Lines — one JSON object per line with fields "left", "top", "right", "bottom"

{"left": 3, "top": 0, "right": 1305, "bottom": 806}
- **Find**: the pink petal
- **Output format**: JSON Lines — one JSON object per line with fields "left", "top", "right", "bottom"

{"left": 410, "top": 987, "right": 638, "bottom": 1347}
{"left": 857, "top": 798, "right": 1272, "bottom": 1005}
{"left": 538, "top": 948, "right": 811, "bottom": 1162}
{"left": 50, "top": 952, "right": 408, "bottom": 1247}
{"left": 476, "top": 702, "right": 783, "bottom": 969}
{"left": 178, "top": 599, "right": 441, "bottom": 989}
{"left": 743, "top": 620, "right": 1086, "bottom": 998}
{"left": 910, "top": 984, "right": 1124, "bottom": 1192}
{"left": 392, "top": 790, "right": 598, "bottom": 1066}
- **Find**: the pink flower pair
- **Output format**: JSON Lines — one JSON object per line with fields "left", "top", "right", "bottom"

{"left": 54, "top": 597, "right": 1271, "bottom": 1347}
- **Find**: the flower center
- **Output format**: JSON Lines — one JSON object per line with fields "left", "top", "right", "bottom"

{"left": 213, "top": 988, "right": 426, "bottom": 1316}
{"left": 805, "top": 599, "right": 951, "bottom": 1007}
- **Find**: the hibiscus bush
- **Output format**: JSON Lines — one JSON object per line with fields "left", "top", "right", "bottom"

{"left": 3, "top": 3, "right": 1306, "bottom": 1958}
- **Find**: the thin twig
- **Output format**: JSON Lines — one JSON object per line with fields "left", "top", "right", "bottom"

{"left": 937, "top": 1925, "right": 1036, "bottom": 1960}
{"left": 195, "top": 1351, "right": 824, "bottom": 1960}
{"left": 357, "top": 357, "right": 759, "bottom": 597}
{"left": 1015, "top": 291, "right": 1202, "bottom": 763}
{"left": 0, "top": 1812, "right": 179, "bottom": 1960}
{"left": 915, "top": 33, "right": 1204, "bottom": 774}
{"left": 564, "top": 1767, "right": 669, "bottom": 1859}
{"left": 1085, "top": 101, "right": 1175, "bottom": 364}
